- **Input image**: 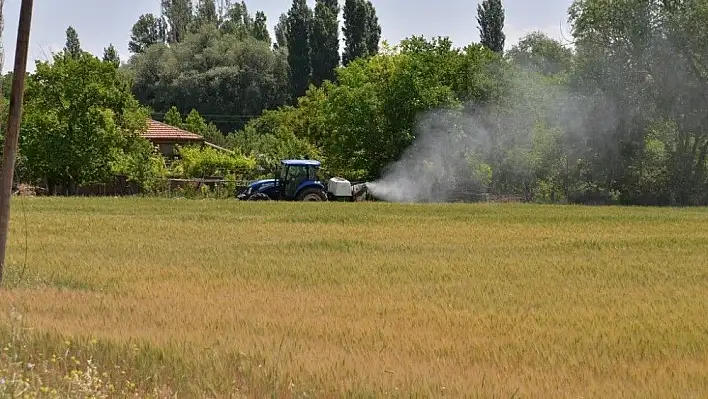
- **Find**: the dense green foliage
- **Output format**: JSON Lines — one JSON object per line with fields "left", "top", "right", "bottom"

{"left": 127, "top": 26, "right": 288, "bottom": 133}
{"left": 5, "top": 0, "right": 708, "bottom": 205}
{"left": 126, "top": 1, "right": 289, "bottom": 133}
{"left": 170, "top": 145, "right": 256, "bottom": 178}
{"left": 19, "top": 48, "right": 162, "bottom": 194}
{"left": 124, "top": 0, "right": 381, "bottom": 133}
{"left": 562, "top": 0, "right": 708, "bottom": 205}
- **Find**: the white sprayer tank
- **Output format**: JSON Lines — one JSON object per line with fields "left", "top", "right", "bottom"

{"left": 328, "top": 177, "right": 353, "bottom": 197}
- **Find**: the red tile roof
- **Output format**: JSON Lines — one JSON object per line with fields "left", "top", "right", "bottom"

{"left": 142, "top": 119, "right": 204, "bottom": 142}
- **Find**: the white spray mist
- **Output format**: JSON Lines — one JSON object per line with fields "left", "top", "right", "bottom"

{"left": 365, "top": 67, "right": 618, "bottom": 203}
{"left": 366, "top": 107, "right": 493, "bottom": 203}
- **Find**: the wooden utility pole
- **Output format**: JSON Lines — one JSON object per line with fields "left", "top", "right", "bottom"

{"left": 0, "top": 0, "right": 35, "bottom": 284}
{"left": 0, "top": 0, "right": 5, "bottom": 75}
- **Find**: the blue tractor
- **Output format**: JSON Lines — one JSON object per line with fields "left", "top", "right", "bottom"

{"left": 237, "top": 159, "right": 369, "bottom": 202}
{"left": 237, "top": 159, "right": 330, "bottom": 201}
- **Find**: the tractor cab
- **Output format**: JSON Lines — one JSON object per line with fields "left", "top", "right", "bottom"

{"left": 238, "top": 159, "right": 328, "bottom": 201}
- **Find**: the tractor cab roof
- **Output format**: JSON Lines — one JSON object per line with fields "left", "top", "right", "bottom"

{"left": 281, "top": 159, "right": 321, "bottom": 167}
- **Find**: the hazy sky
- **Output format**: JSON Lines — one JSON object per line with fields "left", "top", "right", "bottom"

{"left": 0, "top": 0, "right": 574, "bottom": 72}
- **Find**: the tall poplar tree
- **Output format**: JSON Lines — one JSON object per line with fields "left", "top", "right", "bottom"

{"left": 476, "top": 0, "right": 505, "bottom": 53}
{"left": 129, "top": 13, "right": 167, "bottom": 54}
{"left": 364, "top": 1, "right": 380, "bottom": 56}
{"left": 311, "top": 0, "right": 340, "bottom": 86}
{"left": 286, "top": 0, "right": 313, "bottom": 100}
{"left": 274, "top": 12, "right": 289, "bottom": 51}
{"left": 102, "top": 44, "right": 120, "bottom": 67}
{"left": 342, "top": 0, "right": 365, "bottom": 65}
{"left": 162, "top": 0, "right": 193, "bottom": 43}
{"left": 64, "top": 26, "right": 82, "bottom": 59}
{"left": 252, "top": 11, "right": 271, "bottom": 44}
{"left": 194, "top": 0, "right": 218, "bottom": 28}
{"left": 342, "top": 0, "right": 380, "bottom": 65}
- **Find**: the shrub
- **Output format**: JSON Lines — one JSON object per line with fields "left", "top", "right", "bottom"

{"left": 110, "top": 137, "right": 169, "bottom": 194}
{"left": 170, "top": 145, "right": 256, "bottom": 178}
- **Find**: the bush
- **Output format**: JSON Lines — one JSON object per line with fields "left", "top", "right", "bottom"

{"left": 170, "top": 145, "right": 256, "bottom": 178}
{"left": 111, "top": 137, "right": 169, "bottom": 194}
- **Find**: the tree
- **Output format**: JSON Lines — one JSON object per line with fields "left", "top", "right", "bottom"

{"left": 178, "top": 107, "right": 229, "bottom": 146}
{"left": 162, "top": 0, "right": 193, "bottom": 43}
{"left": 103, "top": 44, "right": 120, "bottom": 67}
{"left": 310, "top": 0, "right": 340, "bottom": 86}
{"left": 194, "top": 0, "right": 218, "bottom": 28}
{"left": 230, "top": 107, "right": 323, "bottom": 173}
{"left": 506, "top": 31, "right": 572, "bottom": 76}
{"left": 477, "top": 0, "right": 505, "bottom": 53}
{"left": 220, "top": 1, "right": 253, "bottom": 38}
{"left": 215, "top": 0, "right": 232, "bottom": 19}
{"left": 342, "top": 0, "right": 380, "bottom": 65}
{"left": 164, "top": 105, "right": 183, "bottom": 127}
{"left": 286, "top": 0, "right": 313, "bottom": 101}
{"left": 364, "top": 1, "right": 380, "bottom": 56}
{"left": 242, "top": 37, "right": 502, "bottom": 180}
{"left": 129, "top": 13, "right": 167, "bottom": 54}
{"left": 20, "top": 51, "right": 154, "bottom": 194}
{"left": 342, "top": 0, "right": 367, "bottom": 65}
{"left": 184, "top": 108, "right": 208, "bottom": 134}
{"left": 126, "top": 24, "right": 289, "bottom": 133}
{"left": 64, "top": 26, "right": 82, "bottom": 59}
{"left": 567, "top": 0, "right": 666, "bottom": 203}
{"left": 274, "top": 12, "right": 289, "bottom": 51}
{"left": 252, "top": 11, "right": 271, "bottom": 43}
{"left": 328, "top": 37, "right": 499, "bottom": 178}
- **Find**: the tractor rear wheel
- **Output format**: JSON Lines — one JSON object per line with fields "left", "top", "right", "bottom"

{"left": 298, "top": 188, "right": 327, "bottom": 201}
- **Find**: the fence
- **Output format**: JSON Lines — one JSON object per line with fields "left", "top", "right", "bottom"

{"left": 16, "top": 176, "right": 252, "bottom": 199}
{"left": 15, "top": 178, "right": 530, "bottom": 203}
{"left": 156, "top": 177, "right": 250, "bottom": 198}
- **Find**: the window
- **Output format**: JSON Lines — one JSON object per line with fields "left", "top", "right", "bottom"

{"left": 286, "top": 166, "right": 308, "bottom": 180}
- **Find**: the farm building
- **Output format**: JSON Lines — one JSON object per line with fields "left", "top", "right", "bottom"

{"left": 141, "top": 119, "right": 205, "bottom": 157}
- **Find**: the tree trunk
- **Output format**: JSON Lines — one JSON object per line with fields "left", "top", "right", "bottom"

{"left": 46, "top": 178, "right": 56, "bottom": 196}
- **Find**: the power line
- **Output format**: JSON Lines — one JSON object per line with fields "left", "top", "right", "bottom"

{"left": 150, "top": 112, "right": 264, "bottom": 119}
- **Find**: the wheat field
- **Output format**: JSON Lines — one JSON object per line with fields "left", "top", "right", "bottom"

{"left": 1, "top": 197, "right": 707, "bottom": 398}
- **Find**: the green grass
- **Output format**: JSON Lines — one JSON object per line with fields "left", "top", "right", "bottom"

{"left": 1, "top": 197, "right": 708, "bottom": 397}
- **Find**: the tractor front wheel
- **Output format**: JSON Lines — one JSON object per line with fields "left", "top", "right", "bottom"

{"left": 298, "top": 188, "right": 327, "bottom": 201}
{"left": 248, "top": 192, "right": 271, "bottom": 201}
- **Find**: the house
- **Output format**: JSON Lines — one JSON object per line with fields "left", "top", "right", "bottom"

{"left": 141, "top": 119, "right": 205, "bottom": 158}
